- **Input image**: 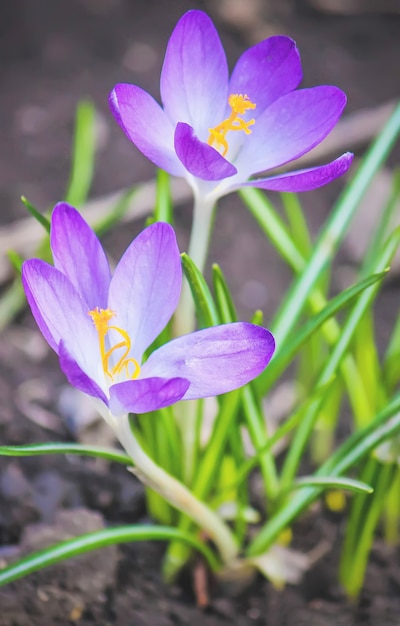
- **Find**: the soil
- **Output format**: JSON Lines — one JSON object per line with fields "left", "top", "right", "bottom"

{"left": 1, "top": 0, "right": 400, "bottom": 624}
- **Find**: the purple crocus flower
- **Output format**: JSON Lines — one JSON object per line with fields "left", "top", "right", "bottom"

{"left": 22, "top": 203, "right": 275, "bottom": 417}
{"left": 109, "top": 10, "right": 353, "bottom": 201}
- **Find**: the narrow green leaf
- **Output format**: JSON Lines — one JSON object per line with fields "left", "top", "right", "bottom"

{"left": 240, "top": 188, "right": 304, "bottom": 272}
{"left": 262, "top": 271, "right": 387, "bottom": 389}
{"left": 155, "top": 169, "right": 173, "bottom": 224}
{"left": 292, "top": 476, "right": 373, "bottom": 495}
{"left": 0, "top": 525, "right": 220, "bottom": 587}
{"left": 0, "top": 443, "right": 132, "bottom": 465}
{"left": 247, "top": 392, "right": 400, "bottom": 557}
{"left": 249, "top": 103, "right": 400, "bottom": 393}
{"left": 212, "top": 264, "right": 237, "bottom": 323}
{"left": 281, "top": 227, "right": 400, "bottom": 488}
{"left": 361, "top": 168, "right": 400, "bottom": 274}
{"left": 251, "top": 309, "right": 264, "bottom": 325}
{"left": 181, "top": 253, "right": 219, "bottom": 328}
{"left": 7, "top": 250, "right": 24, "bottom": 274}
{"left": 20, "top": 196, "right": 50, "bottom": 233}
{"left": 241, "top": 384, "right": 279, "bottom": 502}
{"left": 340, "top": 461, "right": 395, "bottom": 599}
{"left": 65, "top": 101, "right": 96, "bottom": 207}
{"left": 281, "top": 192, "right": 312, "bottom": 257}
{"left": 232, "top": 377, "right": 336, "bottom": 489}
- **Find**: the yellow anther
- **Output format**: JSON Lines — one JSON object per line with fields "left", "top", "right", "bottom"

{"left": 228, "top": 94, "right": 256, "bottom": 115}
{"left": 89, "top": 307, "right": 115, "bottom": 334}
{"left": 208, "top": 93, "right": 256, "bottom": 156}
{"left": 88, "top": 307, "right": 141, "bottom": 381}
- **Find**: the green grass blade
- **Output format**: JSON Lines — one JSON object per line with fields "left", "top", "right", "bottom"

{"left": 20, "top": 196, "right": 50, "bottom": 233}
{"left": 181, "top": 253, "right": 219, "bottom": 328}
{"left": 0, "top": 525, "right": 220, "bottom": 587}
{"left": 292, "top": 476, "right": 373, "bottom": 494}
{"left": 262, "top": 271, "right": 387, "bottom": 389}
{"left": 0, "top": 443, "right": 132, "bottom": 465}
{"left": 212, "top": 263, "right": 237, "bottom": 323}
{"left": 252, "top": 103, "right": 400, "bottom": 392}
{"left": 280, "top": 226, "right": 400, "bottom": 488}
{"left": 246, "top": 392, "right": 400, "bottom": 557}
{"left": 281, "top": 192, "right": 312, "bottom": 256}
{"left": 155, "top": 169, "right": 173, "bottom": 224}
{"left": 361, "top": 169, "right": 400, "bottom": 274}
{"left": 65, "top": 101, "right": 96, "bottom": 207}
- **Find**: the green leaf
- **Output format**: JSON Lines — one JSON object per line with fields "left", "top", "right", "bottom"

{"left": 0, "top": 525, "right": 220, "bottom": 586}
{"left": 65, "top": 101, "right": 96, "bottom": 207}
{"left": 181, "top": 253, "right": 219, "bottom": 328}
{"left": 292, "top": 476, "right": 373, "bottom": 495}
{"left": 7, "top": 250, "right": 24, "bottom": 274}
{"left": 262, "top": 271, "right": 387, "bottom": 390}
{"left": 246, "top": 103, "right": 400, "bottom": 393}
{"left": 280, "top": 226, "right": 400, "bottom": 489}
{"left": 246, "top": 391, "right": 400, "bottom": 557}
{"left": 20, "top": 196, "right": 50, "bottom": 233}
{"left": 212, "top": 264, "right": 237, "bottom": 323}
{"left": 361, "top": 168, "right": 400, "bottom": 274}
{"left": 281, "top": 192, "right": 312, "bottom": 257}
{"left": 155, "top": 169, "right": 173, "bottom": 224}
{"left": 232, "top": 377, "right": 336, "bottom": 489}
{"left": 0, "top": 443, "right": 132, "bottom": 465}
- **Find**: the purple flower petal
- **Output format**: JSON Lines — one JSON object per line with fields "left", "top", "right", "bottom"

{"left": 142, "top": 323, "right": 275, "bottom": 400}
{"left": 243, "top": 152, "right": 354, "bottom": 192}
{"left": 229, "top": 36, "right": 302, "bottom": 116}
{"left": 235, "top": 86, "right": 347, "bottom": 178}
{"left": 109, "top": 377, "right": 190, "bottom": 416}
{"left": 109, "top": 84, "right": 185, "bottom": 176}
{"left": 22, "top": 259, "right": 100, "bottom": 378}
{"left": 175, "top": 123, "right": 237, "bottom": 181}
{"left": 108, "top": 222, "right": 182, "bottom": 363}
{"left": 50, "top": 203, "right": 111, "bottom": 310}
{"left": 160, "top": 10, "right": 228, "bottom": 138}
{"left": 59, "top": 342, "right": 108, "bottom": 404}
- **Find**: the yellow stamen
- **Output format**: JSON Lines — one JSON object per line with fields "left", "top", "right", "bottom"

{"left": 208, "top": 94, "right": 256, "bottom": 157}
{"left": 88, "top": 307, "right": 141, "bottom": 381}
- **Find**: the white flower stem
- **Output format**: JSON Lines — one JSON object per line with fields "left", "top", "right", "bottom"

{"left": 173, "top": 193, "right": 215, "bottom": 336}
{"left": 115, "top": 413, "right": 239, "bottom": 566}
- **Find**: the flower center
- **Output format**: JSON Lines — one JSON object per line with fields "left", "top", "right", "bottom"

{"left": 88, "top": 307, "right": 141, "bottom": 381}
{"left": 207, "top": 94, "right": 256, "bottom": 157}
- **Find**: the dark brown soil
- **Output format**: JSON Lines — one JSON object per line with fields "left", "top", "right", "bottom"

{"left": 1, "top": 0, "right": 400, "bottom": 624}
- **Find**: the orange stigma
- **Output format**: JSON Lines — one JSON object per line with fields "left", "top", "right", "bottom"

{"left": 207, "top": 94, "right": 256, "bottom": 156}
{"left": 88, "top": 307, "right": 140, "bottom": 381}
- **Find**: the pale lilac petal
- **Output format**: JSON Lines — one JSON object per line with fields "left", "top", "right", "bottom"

{"left": 22, "top": 260, "right": 100, "bottom": 379}
{"left": 175, "top": 123, "right": 237, "bottom": 181}
{"left": 160, "top": 10, "right": 228, "bottom": 137}
{"left": 50, "top": 203, "right": 111, "bottom": 309}
{"left": 142, "top": 323, "right": 275, "bottom": 400}
{"left": 236, "top": 86, "right": 347, "bottom": 178}
{"left": 108, "top": 222, "right": 182, "bottom": 363}
{"left": 229, "top": 36, "right": 302, "bottom": 116}
{"left": 109, "top": 84, "right": 185, "bottom": 177}
{"left": 59, "top": 342, "right": 108, "bottom": 404}
{"left": 109, "top": 377, "right": 189, "bottom": 416}
{"left": 242, "top": 153, "right": 354, "bottom": 192}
